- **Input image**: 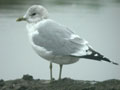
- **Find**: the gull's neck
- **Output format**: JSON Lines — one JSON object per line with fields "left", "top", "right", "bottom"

{"left": 26, "top": 23, "right": 36, "bottom": 33}
{"left": 26, "top": 19, "right": 50, "bottom": 34}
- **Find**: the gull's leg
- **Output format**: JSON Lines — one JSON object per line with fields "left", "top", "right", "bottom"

{"left": 58, "top": 64, "right": 63, "bottom": 80}
{"left": 49, "top": 62, "right": 53, "bottom": 81}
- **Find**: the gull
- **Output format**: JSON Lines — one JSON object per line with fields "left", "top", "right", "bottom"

{"left": 16, "top": 5, "right": 118, "bottom": 80}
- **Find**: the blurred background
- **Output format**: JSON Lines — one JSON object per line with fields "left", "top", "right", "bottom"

{"left": 0, "top": 0, "right": 120, "bottom": 81}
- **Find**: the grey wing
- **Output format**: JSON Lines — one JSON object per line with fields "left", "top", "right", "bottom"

{"left": 33, "top": 20, "right": 89, "bottom": 56}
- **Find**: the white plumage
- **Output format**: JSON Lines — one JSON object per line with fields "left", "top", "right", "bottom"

{"left": 17, "top": 5, "right": 118, "bottom": 80}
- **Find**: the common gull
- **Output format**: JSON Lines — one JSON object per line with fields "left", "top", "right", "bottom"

{"left": 16, "top": 5, "right": 118, "bottom": 80}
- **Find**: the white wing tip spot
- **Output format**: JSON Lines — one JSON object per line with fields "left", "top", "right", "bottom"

{"left": 94, "top": 54, "right": 98, "bottom": 56}
{"left": 70, "top": 34, "right": 80, "bottom": 39}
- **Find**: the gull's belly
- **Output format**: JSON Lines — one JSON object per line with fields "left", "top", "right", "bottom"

{"left": 31, "top": 43, "right": 79, "bottom": 64}
{"left": 31, "top": 43, "right": 54, "bottom": 60}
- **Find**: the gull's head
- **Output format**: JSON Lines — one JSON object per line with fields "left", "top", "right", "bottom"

{"left": 16, "top": 5, "right": 48, "bottom": 23}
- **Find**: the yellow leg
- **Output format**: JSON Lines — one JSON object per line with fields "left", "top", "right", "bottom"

{"left": 49, "top": 62, "right": 53, "bottom": 81}
{"left": 59, "top": 64, "right": 63, "bottom": 80}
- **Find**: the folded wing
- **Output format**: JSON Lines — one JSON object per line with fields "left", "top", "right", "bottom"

{"left": 32, "top": 19, "right": 89, "bottom": 56}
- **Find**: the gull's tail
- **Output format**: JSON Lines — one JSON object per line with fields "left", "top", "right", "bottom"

{"left": 71, "top": 48, "right": 119, "bottom": 65}
{"left": 81, "top": 48, "right": 119, "bottom": 65}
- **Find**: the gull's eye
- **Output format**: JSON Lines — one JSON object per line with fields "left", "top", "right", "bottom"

{"left": 31, "top": 13, "right": 36, "bottom": 16}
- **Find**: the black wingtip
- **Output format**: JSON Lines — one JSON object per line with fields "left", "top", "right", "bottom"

{"left": 102, "top": 57, "right": 119, "bottom": 65}
{"left": 111, "top": 62, "right": 119, "bottom": 65}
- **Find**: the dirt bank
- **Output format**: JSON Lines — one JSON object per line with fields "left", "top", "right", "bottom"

{"left": 0, "top": 74, "right": 120, "bottom": 90}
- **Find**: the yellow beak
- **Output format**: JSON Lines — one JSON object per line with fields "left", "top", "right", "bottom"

{"left": 16, "top": 17, "right": 26, "bottom": 22}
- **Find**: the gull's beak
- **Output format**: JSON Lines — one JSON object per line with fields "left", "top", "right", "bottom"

{"left": 16, "top": 17, "right": 26, "bottom": 22}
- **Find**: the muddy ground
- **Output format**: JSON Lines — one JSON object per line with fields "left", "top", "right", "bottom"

{"left": 0, "top": 74, "right": 120, "bottom": 90}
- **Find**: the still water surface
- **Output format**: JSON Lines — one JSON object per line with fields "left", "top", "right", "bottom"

{"left": 0, "top": 0, "right": 120, "bottom": 81}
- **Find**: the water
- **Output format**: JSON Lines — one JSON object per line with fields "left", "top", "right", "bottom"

{"left": 0, "top": 0, "right": 120, "bottom": 81}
